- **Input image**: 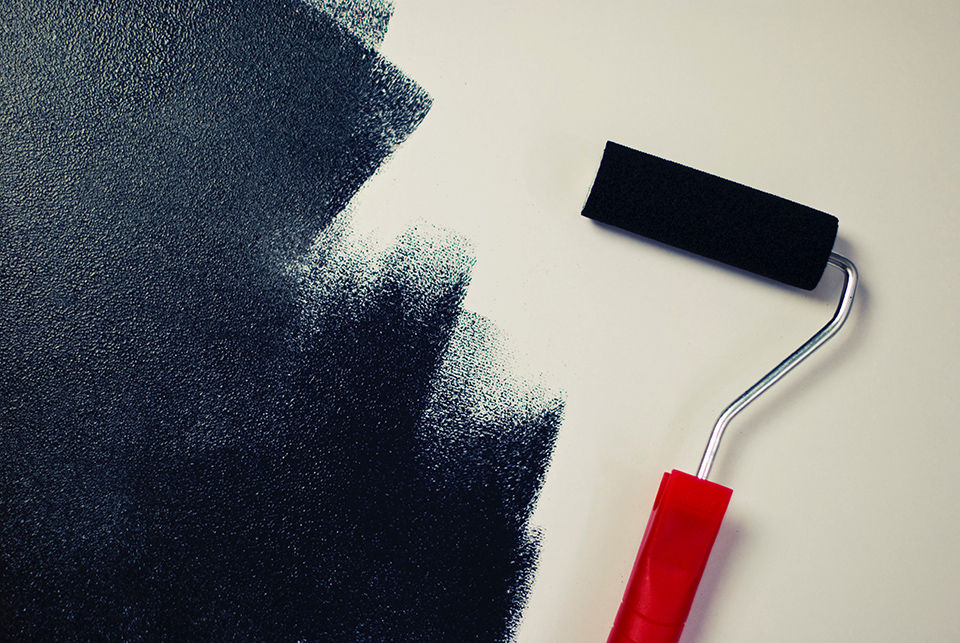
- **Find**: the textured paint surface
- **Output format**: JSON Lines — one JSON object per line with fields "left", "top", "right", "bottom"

{"left": 0, "top": 1, "right": 560, "bottom": 641}
{"left": 310, "top": 0, "right": 394, "bottom": 49}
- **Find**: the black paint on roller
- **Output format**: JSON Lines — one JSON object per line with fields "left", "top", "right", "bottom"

{"left": 582, "top": 141, "right": 838, "bottom": 290}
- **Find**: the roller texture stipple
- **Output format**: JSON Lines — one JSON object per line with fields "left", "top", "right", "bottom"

{"left": 582, "top": 142, "right": 838, "bottom": 290}
{"left": 0, "top": 1, "right": 561, "bottom": 640}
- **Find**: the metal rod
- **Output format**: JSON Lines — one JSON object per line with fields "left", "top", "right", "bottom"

{"left": 696, "top": 252, "right": 858, "bottom": 480}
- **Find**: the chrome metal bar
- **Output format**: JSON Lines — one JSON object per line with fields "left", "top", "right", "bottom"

{"left": 695, "top": 252, "right": 858, "bottom": 480}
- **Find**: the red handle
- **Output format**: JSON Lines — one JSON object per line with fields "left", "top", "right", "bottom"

{"left": 608, "top": 470, "right": 732, "bottom": 643}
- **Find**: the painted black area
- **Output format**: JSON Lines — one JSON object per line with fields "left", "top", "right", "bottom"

{"left": 582, "top": 141, "right": 839, "bottom": 290}
{"left": 310, "top": 0, "right": 394, "bottom": 49}
{"left": 0, "top": 1, "right": 560, "bottom": 641}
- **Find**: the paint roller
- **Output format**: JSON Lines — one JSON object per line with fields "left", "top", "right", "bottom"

{"left": 581, "top": 141, "right": 859, "bottom": 643}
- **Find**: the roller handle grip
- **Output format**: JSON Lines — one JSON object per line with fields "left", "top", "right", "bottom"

{"left": 608, "top": 470, "right": 732, "bottom": 643}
